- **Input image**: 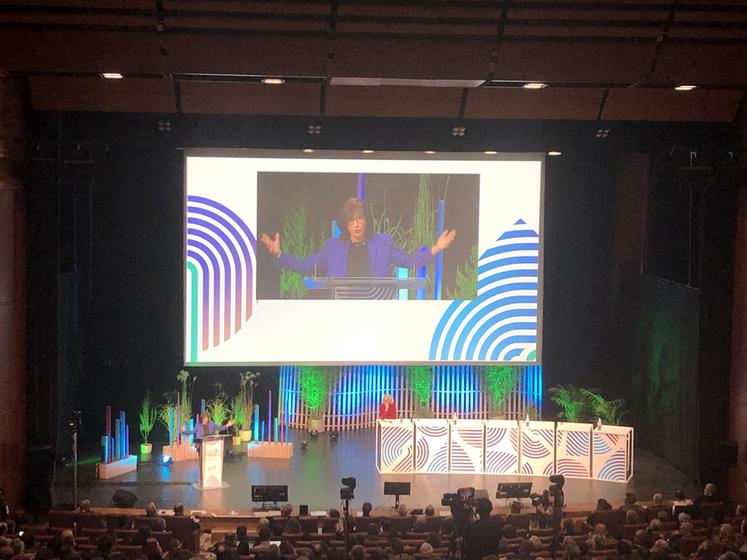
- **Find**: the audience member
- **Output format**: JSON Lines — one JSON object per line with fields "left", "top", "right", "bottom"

{"left": 424, "top": 505, "right": 435, "bottom": 517}
{"left": 280, "top": 504, "right": 293, "bottom": 517}
{"left": 672, "top": 489, "right": 694, "bottom": 515}
{"left": 463, "top": 498, "right": 500, "bottom": 560}
{"left": 396, "top": 504, "right": 408, "bottom": 517}
{"left": 361, "top": 503, "right": 373, "bottom": 517}
{"left": 174, "top": 503, "right": 185, "bottom": 516}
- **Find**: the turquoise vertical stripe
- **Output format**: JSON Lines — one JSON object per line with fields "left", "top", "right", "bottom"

{"left": 187, "top": 262, "right": 199, "bottom": 362}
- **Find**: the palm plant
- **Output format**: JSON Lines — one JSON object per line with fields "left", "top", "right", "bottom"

{"left": 138, "top": 391, "right": 158, "bottom": 444}
{"left": 580, "top": 389, "right": 628, "bottom": 425}
{"left": 548, "top": 384, "right": 589, "bottom": 423}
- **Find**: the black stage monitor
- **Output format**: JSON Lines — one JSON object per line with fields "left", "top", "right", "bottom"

{"left": 384, "top": 482, "right": 411, "bottom": 497}
{"left": 251, "top": 485, "right": 288, "bottom": 503}
{"left": 496, "top": 482, "right": 532, "bottom": 500}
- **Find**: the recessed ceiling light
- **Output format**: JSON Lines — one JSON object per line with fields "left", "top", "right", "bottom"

{"left": 523, "top": 82, "right": 547, "bottom": 89}
{"left": 424, "top": 150, "right": 436, "bottom": 154}
{"left": 101, "top": 72, "right": 123, "bottom": 79}
{"left": 547, "top": 151, "right": 563, "bottom": 157}
{"left": 361, "top": 149, "right": 375, "bottom": 154}
{"left": 303, "top": 148, "right": 314, "bottom": 153}
{"left": 262, "top": 78, "right": 285, "bottom": 85}
{"left": 674, "top": 84, "right": 697, "bottom": 91}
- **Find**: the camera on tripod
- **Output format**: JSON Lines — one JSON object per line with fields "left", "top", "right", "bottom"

{"left": 340, "top": 477, "right": 356, "bottom": 500}
{"left": 529, "top": 475, "right": 565, "bottom": 510}
{"left": 441, "top": 487, "right": 476, "bottom": 508}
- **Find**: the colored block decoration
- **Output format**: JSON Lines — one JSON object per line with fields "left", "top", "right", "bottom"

{"left": 449, "top": 420, "right": 484, "bottom": 472}
{"left": 484, "top": 420, "right": 520, "bottom": 474}
{"left": 592, "top": 426, "right": 634, "bottom": 482}
{"left": 519, "top": 421, "right": 555, "bottom": 476}
{"left": 100, "top": 406, "right": 130, "bottom": 464}
{"left": 414, "top": 419, "right": 450, "bottom": 473}
{"left": 555, "top": 422, "right": 592, "bottom": 478}
{"left": 377, "top": 420, "right": 414, "bottom": 474}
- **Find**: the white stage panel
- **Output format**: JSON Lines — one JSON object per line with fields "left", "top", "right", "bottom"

{"left": 484, "top": 420, "right": 520, "bottom": 474}
{"left": 449, "top": 420, "right": 485, "bottom": 473}
{"left": 414, "top": 419, "right": 450, "bottom": 473}
{"left": 592, "top": 426, "right": 634, "bottom": 482}
{"left": 519, "top": 421, "right": 555, "bottom": 476}
{"left": 555, "top": 422, "right": 592, "bottom": 478}
{"left": 377, "top": 420, "right": 414, "bottom": 474}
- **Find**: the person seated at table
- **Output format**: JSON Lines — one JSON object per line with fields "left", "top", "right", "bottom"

{"left": 379, "top": 394, "right": 397, "bottom": 420}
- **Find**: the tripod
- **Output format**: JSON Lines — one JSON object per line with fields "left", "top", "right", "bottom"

{"left": 342, "top": 497, "right": 352, "bottom": 554}
{"left": 549, "top": 492, "right": 564, "bottom": 560}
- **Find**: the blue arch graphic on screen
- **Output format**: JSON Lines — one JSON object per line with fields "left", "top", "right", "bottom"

{"left": 429, "top": 219, "right": 538, "bottom": 361}
{"left": 185, "top": 195, "right": 257, "bottom": 361}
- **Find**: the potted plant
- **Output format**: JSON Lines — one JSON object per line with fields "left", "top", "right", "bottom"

{"left": 484, "top": 366, "right": 517, "bottom": 418}
{"left": 238, "top": 371, "right": 260, "bottom": 441}
{"left": 139, "top": 391, "right": 158, "bottom": 455}
{"left": 207, "top": 388, "right": 229, "bottom": 429}
{"left": 548, "top": 384, "right": 589, "bottom": 423}
{"left": 298, "top": 365, "right": 333, "bottom": 432}
{"left": 230, "top": 393, "right": 246, "bottom": 446}
{"left": 409, "top": 366, "right": 433, "bottom": 418}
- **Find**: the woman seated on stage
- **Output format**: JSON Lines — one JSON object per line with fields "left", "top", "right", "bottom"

{"left": 379, "top": 394, "right": 397, "bottom": 419}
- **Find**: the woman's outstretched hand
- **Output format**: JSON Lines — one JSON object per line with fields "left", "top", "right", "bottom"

{"left": 260, "top": 232, "right": 281, "bottom": 257}
{"left": 431, "top": 229, "right": 457, "bottom": 255}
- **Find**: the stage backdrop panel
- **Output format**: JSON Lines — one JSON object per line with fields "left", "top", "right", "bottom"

{"left": 519, "top": 420, "right": 556, "bottom": 476}
{"left": 555, "top": 422, "right": 592, "bottom": 478}
{"left": 484, "top": 420, "right": 520, "bottom": 474}
{"left": 592, "top": 426, "right": 634, "bottom": 482}
{"left": 449, "top": 420, "right": 485, "bottom": 473}
{"left": 414, "top": 419, "right": 450, "bottom": 473}
{"left": 377, "top": 420, "right": 415, "bottom": 474}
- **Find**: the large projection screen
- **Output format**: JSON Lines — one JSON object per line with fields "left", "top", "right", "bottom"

{"left": 184, "top": 150, "right": 544, "bottom": 366}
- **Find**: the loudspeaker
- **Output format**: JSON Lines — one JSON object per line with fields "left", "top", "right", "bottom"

{"left": 299, "top": 505, "right": 309, "bottom": 516}
{"left": 112, "top": 489, "right": 137, "bottom": 508}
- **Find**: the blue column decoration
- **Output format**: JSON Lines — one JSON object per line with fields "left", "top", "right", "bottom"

{"left": 114, "top": 418, "right": 121, "bottom": 460}
{"left": 357, "top": 174, "right": 366, "bottom": 200}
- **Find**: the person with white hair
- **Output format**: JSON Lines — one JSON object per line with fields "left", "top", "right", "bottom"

{"left": 396, "top": 503, "right": 408, "bottom": 517}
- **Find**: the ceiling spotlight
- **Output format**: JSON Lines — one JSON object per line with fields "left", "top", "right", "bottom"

{"left": 595, "top": 128, "right": 610, "bottom": 139}
{"left": 522, "top": 82, "right": 547, "bottom": 89}
{"left": 547, "top": 151, "right": 563, "bottom": 157}
{"left": 157, "top": 120, "right": 172, "bottom": 132}
{"left": 484, "top": 150, "right": 497, "bottom": 155}
{"left": 262, "top": 78, "right": 285, "bottom": 85}
{"left": 361, "top": 149, "right": 375, "bottom": 154}
{"left": 101, "top": 72, "right": 123, "bottom": 80}
{"left": 451, "top": 126, "right": 466, "bottom": 137}
{"left": 424, "top": 150, "right": 436, "bottom": 154}
{"left": 303, "top": 148, "right": 314, "bottom": 153}
{"left": 674, "top": 84, "right": 697, "bottom": 91}
{"left": 307, "top": 125, "right": 322, "bottom": 135}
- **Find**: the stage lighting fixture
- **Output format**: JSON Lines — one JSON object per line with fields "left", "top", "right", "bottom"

{"left": 675, "top": 84, "right": 697, "bottom": 91}
{"left": 595, "top": 128, "right": 610, "bottom": 139}
{"left": 484, "top": 150, "right": 497, "bottom": 155}
{"left": 424, "top": 150, "right": 436, "bottom": 154}
{"left": 307, "top": 125, "right": 322, "bottom": 135}
{"left": 303, "top": 148, "right": 315, "bottom": 153}
{"left": 101, "top": 72, "right": 123, "bottom": 79}
{"left": 161, "top": 454, "right": 173, "bottom": 466}
{"left": 451, "top": 126, "right": 466, "bottom": 137}
{"left": 361, "top": 149, "right": 375, "bottom": 154}
{"left": 329, "top": 430, "right": 339, "bottom": 442}
{"left": 301, "top": 440, "right": 309, "bottom": 450}
{"left": 262, "top": 78, "right": 285, "bottom": 85}
{"left": 547, "top": 151, "right": 562, "bottom": 157}
{"left": 522, "top": 82, "right": 547, "bottom": 89}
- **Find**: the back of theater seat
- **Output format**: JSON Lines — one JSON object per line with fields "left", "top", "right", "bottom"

{"left": 77, "top": 512, "right": 106, "bottom": 530}
{"left": 699, "top": 502, "right": 724, "bottom": 523}
{"left": 586, "top": 510, "right": 625, "bottom": 538}
{"left": 164, "top": 515, "right": 199, "bottom": 552}
{"left": 299, "top": 516, "right": 318, "bottom": 536}
{"left": 48, "top": 510, "right": 78, "bottom": 529}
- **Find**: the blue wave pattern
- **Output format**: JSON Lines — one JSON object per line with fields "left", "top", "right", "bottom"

{"left": 429, "top": 219, "right": 539, "bottom": 361}
{"left": 597, "top": 449, "right": 627, "bottom": 481}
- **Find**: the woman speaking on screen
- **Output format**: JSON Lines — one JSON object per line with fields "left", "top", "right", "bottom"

{"left": 260, "top": 197, "right": 456, "bottom": 278}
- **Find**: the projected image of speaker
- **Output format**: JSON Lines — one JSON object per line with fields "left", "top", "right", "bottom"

{"left": 251, "top": 485, "right": 288, "bottom": 507}
{"left": 384, "top": 481, "right": 411, "bottom": 509}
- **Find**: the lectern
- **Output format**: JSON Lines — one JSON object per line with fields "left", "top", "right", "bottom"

{"left": 304, "top": 277, "right": 426, "bottom": 300}
{"left": 193, "top": 435, "right": 229, "bottom": 490}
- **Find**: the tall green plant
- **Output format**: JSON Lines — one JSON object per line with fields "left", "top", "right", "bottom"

{"left": 279, "top": 197, "right": 323, "bottom": 299}
{"left": 239, "top": 370, "right": 260, "bottom": 428}
{"left": 548, "top": 384, "right": 589, "bottom": 423}
{"left": 580, "top": 389, "right": 628, "bottom": 425}
{"left": 230, "top": 394, "right": 247, "bottom": 432}
{"left": 298, "top": 366, "right": 334, "bottom": 415}
{"left": 208, "top": 393, "right": 229, "bottom": 427}
{"left": 447, "top": 244, "right": 478, "bottom": 300}
{"left": 176, "top": 369, "right": 194, "bottom": 426}
{"left": 409, "top": 366, "right": 433, "bottom": 408}
{"left": 484, "top": 366, "right": 517, "bottom": 412}
{"left": 138, "top": 391, "right": 158, "bottom": 443}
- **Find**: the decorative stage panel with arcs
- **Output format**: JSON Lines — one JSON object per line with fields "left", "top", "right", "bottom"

{"left": 279, "top": 365, "right": 543, "bottom": 431}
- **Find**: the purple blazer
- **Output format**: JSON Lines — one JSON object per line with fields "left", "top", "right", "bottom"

{"left": 276, "top": 233, "right": 435, "bottom": 277}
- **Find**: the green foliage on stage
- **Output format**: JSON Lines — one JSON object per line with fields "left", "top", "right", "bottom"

{"left": 298, "top": 366, "right": 334, "bottom": 414}
{"left": 279, "top": 197, "right": 324, "bottom": 299}
{"left": 207, "top": 392, "right": 229, "bottom": 427}
{"left": 176, "top": 369, "right": 194, "bottom": 426}
{"left": 230, "top": 393, "right": 247, "bottom": 432}
{"left": 580, "top": 389, "right": 629, "bottom": 425}
{"left": 138, "top": 391, "right": 158, "bottom": 443}
{"left": 548, "top": 384, "right": 588, "bottom": 423}
{"left": 447, "top": 244, "right": 478, "bottom": 300}
{"left": 484, "top": 365, "right": 518, "bottom": 412}
{"left": 238, "top": 371, "right": 260, "bottom": 429}
{"left": 409, "top": 366, "right": 433, "bottom": 408}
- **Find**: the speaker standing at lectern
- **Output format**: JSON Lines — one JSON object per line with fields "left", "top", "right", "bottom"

{"left": 182, "top": 412, "right": 233, "bottom": 451}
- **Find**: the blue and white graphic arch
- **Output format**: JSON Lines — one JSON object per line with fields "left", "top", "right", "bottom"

{"left": 429, "top": 219, "right": 539, "bottom": 362}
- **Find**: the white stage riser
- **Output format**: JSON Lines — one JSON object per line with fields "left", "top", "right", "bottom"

{"left": 376, "top": 420, "right": 633, "bottom": 482}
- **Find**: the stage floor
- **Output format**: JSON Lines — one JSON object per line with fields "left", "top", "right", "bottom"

{"left": 52, "top": 428, "right": 697, "bottom": 512}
